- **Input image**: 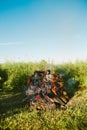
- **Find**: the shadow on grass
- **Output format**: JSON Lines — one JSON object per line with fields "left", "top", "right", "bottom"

{"left": 0, "top": 77, "right": 80, "bottom": 120}
{"left": 0, "top": 92, "right": 27, "bottom": 118}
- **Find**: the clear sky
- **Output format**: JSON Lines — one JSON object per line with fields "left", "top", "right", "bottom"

{"left": 0, "top": 0, "right": 87, "bottom": 64}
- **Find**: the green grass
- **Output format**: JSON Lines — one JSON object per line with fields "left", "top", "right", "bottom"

{"left": 0, "top": 61, "right": 87, "bottom": 129}
{"left": 0, "top": 89, "right": 87, "bottom": 130}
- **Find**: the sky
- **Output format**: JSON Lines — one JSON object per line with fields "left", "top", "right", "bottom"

{"left": 0, "top": 0, "right": 87, "bottom": 64}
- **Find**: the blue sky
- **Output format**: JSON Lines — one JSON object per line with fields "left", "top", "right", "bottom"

{"left": 0, "top": 0, "right": 87, "bottom": 64}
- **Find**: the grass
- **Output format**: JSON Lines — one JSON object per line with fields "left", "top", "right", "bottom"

{"left": 1, "top": 61, "right": 87, "bottom": 129}
{"left": 0, "top": 88, "right": 87, "bottom": 130}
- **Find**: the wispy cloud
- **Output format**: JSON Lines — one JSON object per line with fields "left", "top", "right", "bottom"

{"left": 0, "top": 42, "right": 22, "bottom": 46}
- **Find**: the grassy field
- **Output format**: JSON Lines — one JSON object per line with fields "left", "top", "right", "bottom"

{"left": 0, "top": 61, "right": 87, "bottom": 130}
{"left": 0, "top": 88, "right": 87, "bottom": 130}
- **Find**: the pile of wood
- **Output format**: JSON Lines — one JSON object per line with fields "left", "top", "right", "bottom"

{"left": 25, "top": 70, "right": 69, "bottom": 110}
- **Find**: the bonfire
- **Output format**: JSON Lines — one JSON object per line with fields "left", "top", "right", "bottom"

{"left": 25, "top": 70, "right": 69, "bottom": 111}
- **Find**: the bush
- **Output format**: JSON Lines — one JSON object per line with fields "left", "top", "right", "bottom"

{"left": 1, "top": 60, "right": 87, "bottom": 92}
{"left": 1, "top": 62, "right": 33, "bottom": 91}
{"left": 0, "top": 65, "right": 8, "bottom": 89}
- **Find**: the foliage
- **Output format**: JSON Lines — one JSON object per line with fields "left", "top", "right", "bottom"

{"left": 0, "top": 65, "right": 8, "bottom": 89}
{"left": 0, "top": 60, "right": 87, "bottom": 130}
{"left": 0, "top": 90, "right": 87, "bottom": 130}
{"left": 0, "top": 60, "right": 51, "bottom": 92}
{"left": 38, "top": 60, "right": 48, "bottom": 70}
{"left": 55, "top": 61, "right": 87, "bottom": 90}
{"left": 0, "top": 60, "right": 87, "bottom": 92}
{"left": 0, "top": 62, "right": 38, "bottom": 92}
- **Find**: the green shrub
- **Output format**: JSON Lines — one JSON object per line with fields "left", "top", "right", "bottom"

{"left": 1, "top": 60, "right": 87, "bottom": 92}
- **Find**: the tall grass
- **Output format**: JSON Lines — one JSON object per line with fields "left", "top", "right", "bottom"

{"left": 0, "top": 60, "right": 87, "bottom": 130}
{"left": 0, "top": 60, "right": 87, "bottom": 92}
{"left": 0, "top": 60, "right": 50, "bottom": 92}
{"left": 55, "top": 61, "right": 87, "bottom": 89}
